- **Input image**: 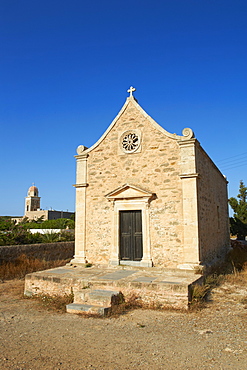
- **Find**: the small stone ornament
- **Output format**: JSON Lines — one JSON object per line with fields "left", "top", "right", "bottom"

{"left": 182, "top": 128, "right": 194, "bottom": 139}
{"left": 76, "top": 145, "right": 88, "bottom": 155}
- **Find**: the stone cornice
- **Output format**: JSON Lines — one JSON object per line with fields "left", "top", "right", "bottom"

{"left": 74, "top": 153, "right": 89, "bottom": 160}
{"left": 73, "top": 183, "right": 88, "bottom": 188}
{"left": 179, "top": 173, "right": 200, "bottom": 179}
{"left": 178, "top": 138, "right": 199, "bottom": 147}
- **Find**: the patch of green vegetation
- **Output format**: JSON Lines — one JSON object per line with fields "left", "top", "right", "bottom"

{"left": 0, "top": 216, "right": 75, "bottom": 246}
{"left": 25, "top": 217, "right": 75, "bottom": 230}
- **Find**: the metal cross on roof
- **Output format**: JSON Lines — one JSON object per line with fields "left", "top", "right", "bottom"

{"left": 127, "top": 86, "right": 136, "bottom": 97}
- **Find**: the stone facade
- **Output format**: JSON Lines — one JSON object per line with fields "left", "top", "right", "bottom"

{"left": 71, "top": 89, "right": 229, "bottom": 270}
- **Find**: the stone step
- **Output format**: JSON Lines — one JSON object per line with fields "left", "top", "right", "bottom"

{"left": 74, "top": 289, "right": 122, "bottom": 306}
{"left": 73, "top": 289, "right": 90, "bottom": 304}
{"left": 66, "top": 303, "right": 110, "bottom": 316}
{"left": 25, "top": 267, "right": 201, "bottom": 311}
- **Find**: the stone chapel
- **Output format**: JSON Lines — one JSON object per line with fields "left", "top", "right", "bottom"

{"left": 71, "top": 87, "right": 229, "bottom": 271}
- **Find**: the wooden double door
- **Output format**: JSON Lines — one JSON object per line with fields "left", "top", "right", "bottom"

{"left": 119, "top": 210, "right": 143, "bottom": 261}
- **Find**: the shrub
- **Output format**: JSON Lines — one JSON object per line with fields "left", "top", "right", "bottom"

{"left": 24, "top": 218, "right": 75, "bottom": 230}
{"left": 0, "top": 225, "right": 75, "bottom": 246}
{"left": 59, "top": 230, "right": 75, "bottom": 242}
{"left": 41, "top": 232, "right": 61, "bottom": 243}
{"left": 228, "top": 240, "right": 247, "bottom": 271}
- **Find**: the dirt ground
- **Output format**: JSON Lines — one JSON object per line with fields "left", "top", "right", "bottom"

{"left": 0, "top": 279, "right": 247, "bottom": 370}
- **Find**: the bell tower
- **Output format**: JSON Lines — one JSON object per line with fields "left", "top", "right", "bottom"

{"left": 25, "top": 185, "right": 41, "bottom": 215}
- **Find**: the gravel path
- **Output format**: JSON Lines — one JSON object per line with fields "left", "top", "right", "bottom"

{"left": 0, "top": 279, "right": 247, "bottom": 369}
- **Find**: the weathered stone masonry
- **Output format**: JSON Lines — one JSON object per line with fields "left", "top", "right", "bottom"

{"left": 0, "top": 241, "right": 74, "bottom": 264}
{"left": 71, "top": 91, "right": 229, "bottom": 270}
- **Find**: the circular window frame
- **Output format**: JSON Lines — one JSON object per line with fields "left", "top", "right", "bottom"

{"left": 120, "top": 130, "right": 141, "bottom": 154}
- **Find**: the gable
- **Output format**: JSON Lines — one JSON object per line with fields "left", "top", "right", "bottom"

{"left": 76, "top": 93, "right": 194, "bottom": 156}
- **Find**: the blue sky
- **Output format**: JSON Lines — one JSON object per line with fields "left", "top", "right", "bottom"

{"left": 1, "top": 0, "right": 247, "bottom": 216}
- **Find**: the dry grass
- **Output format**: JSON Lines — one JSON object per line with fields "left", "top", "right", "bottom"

{"left": 190, "top": 263, "right": 247, "bottom": 311}
{"left": 0, "top": 279, "right": 25, "bottom": 298}
{"left": 217, "top": 271, "right": 247, "bottom": 311}
{"left": 189, "top": 274, "right": 225, "bottom": 310}
{"left": 225, "top": 262, "right": 247, "bottom": 285}
{"left": 0, "top": 254, "right": 70, "bottom": 281}
{"left": 108, "top": 293, "right": 145, "bottom": 317}
{"left": 189, "top": 241, "right": 247, "bottom": 310}
{"left": 0, "top": 280, "right": 73, "bottom": 314}
{"left": 28, "top": 292, "right": 74, "bottom": 313}
{"left": 189, "top": 284, "right": 211, "bottom": 310}
{"left": 108, "top": 293, "right": 188, "bottom": 317}
{"left": 0, "top": 255, "right": 73, "bottom": 313}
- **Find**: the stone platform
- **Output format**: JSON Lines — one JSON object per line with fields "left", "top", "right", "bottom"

{"left": 24, "top": 265, "right": 203, "bottom": 314}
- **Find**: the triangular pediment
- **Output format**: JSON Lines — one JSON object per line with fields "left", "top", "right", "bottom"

{"left": 76, "top": 95, "right": 194, "bottom": 156}
{"left": 105, "top": 184, "right": 154, "bottom": 200}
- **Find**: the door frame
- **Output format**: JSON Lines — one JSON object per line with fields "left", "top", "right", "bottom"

{"left": 106, "top": 184, "right": 154, "bottom": 267}
{"left": 110, "top": 198, "right": 152, "bottom": 267}
{"left": 119, "top": 210, "right": 143, "bottom": 261}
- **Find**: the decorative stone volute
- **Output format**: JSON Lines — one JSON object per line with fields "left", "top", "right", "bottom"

{"left": 182, "top": 127, "right": 194, "bottom": 140}
{"left": 76, "top": 145, "right": 88, "bottom": 155}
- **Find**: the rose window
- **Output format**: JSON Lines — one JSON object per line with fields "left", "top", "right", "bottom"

{"left": 122, "top": 132, "right": 140, "bottom": 153}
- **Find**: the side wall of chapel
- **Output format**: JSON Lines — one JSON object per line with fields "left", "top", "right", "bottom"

{"left": 196, "top": 144, "right": 229, "bottom": 264}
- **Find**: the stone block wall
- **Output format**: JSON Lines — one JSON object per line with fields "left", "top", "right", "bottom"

{"left": 0, "top": 241, "right": 74, "bottom": 264}
{"left": 196, "top": 144, "right": 229, "bottom": 263}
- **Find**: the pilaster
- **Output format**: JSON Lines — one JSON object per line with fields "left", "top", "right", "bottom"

{"left": 178, "top": 139, "right": 201, "bottom": 269}
{"left": 70, "top": 153, "right": 88, "bottom": 264}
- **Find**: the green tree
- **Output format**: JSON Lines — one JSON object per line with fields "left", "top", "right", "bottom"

{"left": 229, "top": 180, "right": 247, "bottom": 240}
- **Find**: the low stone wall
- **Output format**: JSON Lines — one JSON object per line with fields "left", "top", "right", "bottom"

{"left": 0, "top": 241, "right": 74, "bottom": 264}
